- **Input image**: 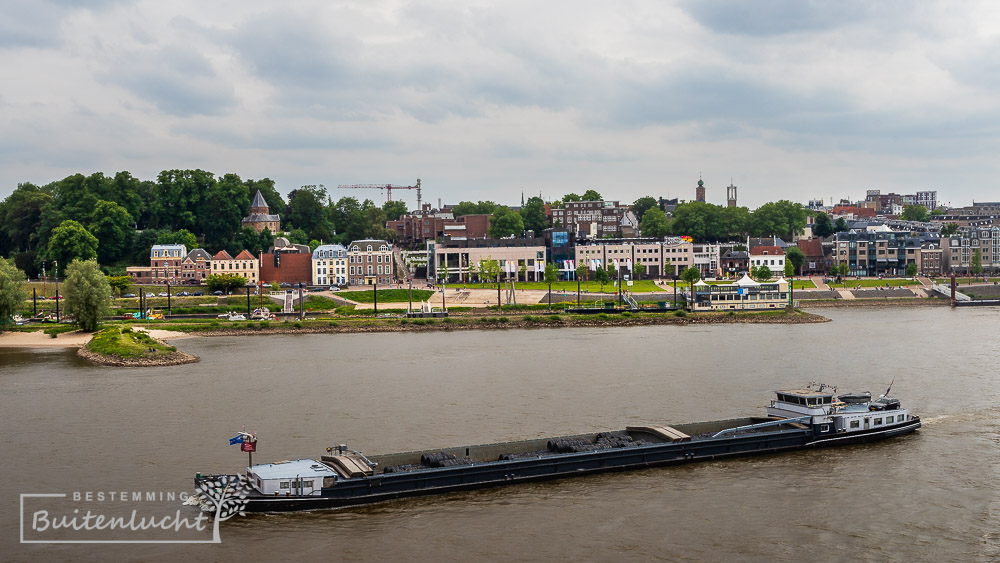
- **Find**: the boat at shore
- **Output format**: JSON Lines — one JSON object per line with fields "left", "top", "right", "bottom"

{"left": 193, "top": 385, "right": 920, "bottom": 513}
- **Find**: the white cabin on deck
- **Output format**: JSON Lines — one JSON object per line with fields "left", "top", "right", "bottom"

{"left": 767, "top": 388, "right": 911, "bottom": 435}
{"left": 246, "top": 459, "right": 337, "bottom": 496}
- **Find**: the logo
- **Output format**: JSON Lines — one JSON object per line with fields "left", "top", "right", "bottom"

{"left": 20, "top": 476, "right": 250, "bottom": 544}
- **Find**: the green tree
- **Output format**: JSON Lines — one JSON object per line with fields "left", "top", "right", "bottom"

{"left": 330, "top": 197, "right": 367, "bottom": 244}
{"left": 813, "top": 212, "right": 833, "bottom": 238}
{"left": 130, "top": 229, "right": 163, "bottom": 265}
{"left": 930, "top": 208, "right": 944, "bottom": 217}
{"left": 663, "top": 256, "right": 673, "bottom": 278}
{"left": 680, "top": 266, "right": 701, "bottom": 310}
{"left": 151, "top": 169, "right": 214, "bottom": 232}
{"left": 467, "top": 260, "right": 478, "bottom": 283}
{"left": 89, "top": 200, "right": 134, "bottom": 264}
{"left": 543, "top": 262, "right": 559, "bottom": 309}
{"left": 670, "top": 201, "right": 721, "bottom": 241}
{"left": 575, "top": 264, "right": 588, "bottom": 284}
{"left": 157, "top": 229, "right": 197, "bottom": 250}
{"left": 594, "top": 264, "right": 611, "bottom": 291}
{"left": 62, "top": 259, "right": 112, "bottom": 332}
{"left": 640, "top": 206, "right": 671, "bottom": 237}
{"left": 754, "top": 264, "right": 772, "bottom": 281}
{"left": 785, "top": 246, "right": 805, "bottom": 276}
{"left": 47, "top": 220, "right": 99, "bottom": 266}
{"left": 205, "top": 273, "right": 248, "bottom": 294}
{"left": 632, "top": 196, "right": 658, "bottom": 223}
{"left": 834, "top": 217, "right": 849, "bottom": 233}
{"left": 906, "top": 262, "right": 918, "bottom": 277}
{"left": 488, "top": 206, "right": 524, "bottom": 238}
{"left": 287, "top": 228, "right": 309, "bottom": 245}
{"left": 107, "top": 275, "right": 132, "bottom": 298}
{"left": 900, "top": 205, "right": 930, "bottom": 222}
{"left": 478, "top": 258, "right": 500, "bottom": 287}
{"left": 519, "top": 262, "right": 527, "bottom": 282}
{"left": 750, "top": 200, "right": 807, "bottom": 240}
{"left": 582, "top": 189, "right": 602, "bottom": 201}
{"left": 519, "top": 196, "right": 548, "bottom": 233}
{"left": 286, "top": 185, "right": 333, "bottom": 241}
{"left": 438, "top": 260, "right": 450, "bottom": 283}
{"left": 362, "top": 199, "right": 391, "bottom": 240}
{"left": 940, "top": 223, "right": 960, "bottom": 237}
{"left": 0, "top": 258, "right": 28, "bottom": 328}
{"left": 383, "top": 200, "right": 408, "bottom": 221}
{"left": 784, "top": 260, "right": 794, "bottom": 279}
{"left": 0, "top": 182, "right": 53, "bottom": 253}
{"left": 561, "top": 193, "right": 582, "bottom": 203}
{"left": 972, "top": 248, "right": 983, "bottom": 276}
{"left": 201, "top": 172, "right": 250, "bottom": 250}
{"left": 452, "top": 200, "right": 498, "bottom": 217}
{"left": 633, "top": 261, "right": 646, "bottom": 280}
{"left": 839, "top": 261, "right": 849, "bottom": 280}
{"left": 720, "top": 206, "right": 751, "bottom": 239}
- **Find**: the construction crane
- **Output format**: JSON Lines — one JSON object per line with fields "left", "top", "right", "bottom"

{"left": 337, "top": 178, "right": 422, "bottom": 209}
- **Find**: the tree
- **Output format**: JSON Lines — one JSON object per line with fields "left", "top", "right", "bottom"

{"left": 838, "top": 261, "right": 849, "bottom": 281}
{"left": 0, "top": 258, "right": 28, "bottom": 328}
{"left": 640, "top": 206, "right": 671, "bottom": 237}
{"left": 107, "top": 275, "right": 132, "bottom": 298}
{"left": 467, "top": 260, "right": 478, "bottom": 283}
{"left": 670, "top": 201, "right": 721, "bottom": 241}
{"left": 62, "top": 259, "right": 112, "bottom": 331}
{"left": 151, "top": 169, "right": 214, "bottom": 232}
{"left": 561, "top": 193, "right": 582, "bottom": 203}
{"left": 519, "top": 196, "right": 548, "bottom": 233}
{"left": 754, "top": 264, "right": 772, "bottom": 281}
{"left": 89, "top": 200, "right": 134, "bottom": 264}
{"left": 594, "top": 265, "right": 611, "bottom": 291}
{"left": 383, "top": 200, "right": 408, "bottom": 221}
{"left": 478, "top": 258, "right": 500, "bottom": 287}
{"left": 201, "top": 173, "right": 250, "bottom": 250}
{"left": 519, "top": 262, "right": 527, "bottom": 282}
{"left": 575, "top": 264, "right": 588, "bottom": 284}
{"left": 784, "top": 260, "right": 794, "bottom": 279}
{"left": 157, "top": 229, "right": 197, "bottom": 250}
{"left": 329, "top": 197, "right": 367, "bottom": 244}
{"left": 834, "top": 217, "right": 849, "bottom": 233}
{"left": 680, "top": 266, "right": 701, "bottom": 310}
{"left": 632, "top": 196, "right": 658, "bottom": 223}
{"left": 47, "top": 220, "right": 99, "bottom": 266}
{"left": 785, "top": 246, "right": 805, "bottom": 276}
{"left": 452, "top": 201, "right": 498, "bottom": 217}
{"left": 633, "top": 261, "right": 646, "bottom": 280}
{"left": 930, "top": 208, "right": 944, "bottom": 217}
{"left": 582, "top": 189, "right": 602, "bottom": 201}
{"left": 543, "top": 262, "right": 559, "bottom": 309}
{"left": 971, "top": 248, "right": 983, "bottom": 276}
{"left": 438, "top": 260, "right": 450, "bottom": 284}
{"left": 488, "top": 206, "right": 524, "bottom": 238}
{"left": 906, "top": 262, "right": 918, "bottom": 277}
{"left": 900, "top": 205, "right": 929, "bottom": 222}
{"left": 750, "top": 200, "right": 807, "bottom": 240}
{"left": 663, "top": 256, "right": 674, "bottom": 278}
{"left": 940, "top": 223, "right": 960, "bottom": 237}
{"left": 286, "top": 185, "right": 333, "bottom": 241}
{"left": 205, "top": 273, "right": 247, "bottom": 294}
{"left": 0, "top": 182, "right": 52, "bottom": 253}
{"left": 813, "top": 212, "right": 833, "bottom": 238}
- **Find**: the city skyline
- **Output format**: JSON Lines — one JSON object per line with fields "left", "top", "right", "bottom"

{"left": 2, "top": 1, "right": 998, "bottom": 208}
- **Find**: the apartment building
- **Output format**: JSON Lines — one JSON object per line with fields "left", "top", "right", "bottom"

{"left": 348, "top": 239, "right": 394, "bottom": 286}
{"left": 312, "top": 243, "right": 348, "bottom": 286}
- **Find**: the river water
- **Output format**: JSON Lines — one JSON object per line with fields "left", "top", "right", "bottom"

{"left": 2, "top": 308, "right": 998, "bottom": 561}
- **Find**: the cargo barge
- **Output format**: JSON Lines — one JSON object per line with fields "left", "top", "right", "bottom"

{"left": 193, "top": 386, "right": 920, "bottom": 513}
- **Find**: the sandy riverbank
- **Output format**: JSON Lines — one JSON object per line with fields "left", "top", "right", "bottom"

{"left": 0, "top": 329, "right": 193, "bottom": 349}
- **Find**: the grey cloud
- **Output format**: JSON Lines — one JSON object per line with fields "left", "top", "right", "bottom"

{"left": 99, "top": 44, "right": 236, "bottom": 116}
{"left": 680, "top": 0, "right": 877, "bottom": 36}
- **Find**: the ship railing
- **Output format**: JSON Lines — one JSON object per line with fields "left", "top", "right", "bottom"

{"left": 711, "top": 416, "right": 811, "bottom": 438}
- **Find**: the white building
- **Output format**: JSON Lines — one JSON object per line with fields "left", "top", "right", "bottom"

{"left": 312, "top": 243, "right": 348, "bottom": 286}
{"left": 749, "top": 246, "right": 785, "bottom": 276}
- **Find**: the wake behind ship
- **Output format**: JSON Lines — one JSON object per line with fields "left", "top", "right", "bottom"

{"left": 193, "top": 385, "right": 920, "bottom": 513}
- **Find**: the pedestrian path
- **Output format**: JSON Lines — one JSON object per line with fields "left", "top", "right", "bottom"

{"left": 811, "top": 276, "right": 830, "bottom": 290}
{"left": 836, "top": 288, "right": 855, "bottom": 299}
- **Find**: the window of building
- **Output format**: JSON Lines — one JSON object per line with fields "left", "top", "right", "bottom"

{"left": 874, "top": 418, "right": 883, "bottom": 426}
{"left": 850, "top": 420, "right": 860, "bottom": 429}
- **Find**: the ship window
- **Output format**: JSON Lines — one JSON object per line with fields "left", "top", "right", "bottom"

{"left": 850, "top": 420, "right": 860, "bottom": 429}
{"left": 820, "top": 424, "right": 830, "bottom": 432}
{"left": 279, "top": 481, "right": 289, "bottom": 489}
{"left": 874, "top": 418, "right": 883, "bottom": 425}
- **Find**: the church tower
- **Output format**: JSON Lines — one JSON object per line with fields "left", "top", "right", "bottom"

{"left": 727, "top": 182, "right": 738, "bottom": 208}
{"left": 696, "top": 178, "right": 706, "bottom": 203}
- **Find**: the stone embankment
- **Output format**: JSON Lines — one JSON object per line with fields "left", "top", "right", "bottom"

{"left": 801, "top": 298, "right": 949, "bottom": 308}
{"left": 77, "top": 346, "right": 199, "bottom": 366}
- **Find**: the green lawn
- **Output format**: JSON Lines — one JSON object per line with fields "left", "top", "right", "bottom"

{"left": 933, "top": 277, "right": 1000, "bottom": 285}
{"left": 337, "top": 289, "right": 435, "bottom": 303}
{"left": 87, "top": 326, "right": 176, "bottom": 358}
{"left": 835, "top": 279, "right": 921, "bottom": 288}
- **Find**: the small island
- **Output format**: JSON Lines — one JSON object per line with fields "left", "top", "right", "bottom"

{"left": 76, "top": 326, "right": 199, "bottom": 367}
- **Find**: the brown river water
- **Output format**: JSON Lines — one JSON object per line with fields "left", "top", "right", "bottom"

{"left": 1, "top": 307, "right": 999, "bottom": 561}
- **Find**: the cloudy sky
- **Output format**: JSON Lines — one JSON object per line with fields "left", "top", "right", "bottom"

{"left": 2, "top": 0, "right": 998, "bottom": 208}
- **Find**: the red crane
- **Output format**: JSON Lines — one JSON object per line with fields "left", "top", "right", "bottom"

{"left": 337, "top": 178, "right": 422, "bottom": 209}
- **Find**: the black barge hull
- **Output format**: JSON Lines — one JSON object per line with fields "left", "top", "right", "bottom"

{"left": 222, "top": 416, "right": 920, "bottom": 513}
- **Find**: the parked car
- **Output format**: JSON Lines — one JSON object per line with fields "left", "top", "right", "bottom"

{"left": 279, "top": 282, "right": 291, "bottom": 288}
{"left": 124, "top": 293, "right": 136, "bottom": 298}
{"left": 212, "top": 290, "right": 223, "bottom": 296}
{"left": 145, "top": 292, "right": 155, "bottom": 297}
{"left": 309, "top": 287, "right": 324, "bottom": 292}
{"left": 329, "top": 286, "right": 340, "bottom": 292}
{"left": 192, "top": 291, "right": 203, "bottom": 296}
{"left": 177, "top": 291, "right": 190, "bottom": 296}
{"left": 158, "top": 292, "right": 168, "bottom": 297}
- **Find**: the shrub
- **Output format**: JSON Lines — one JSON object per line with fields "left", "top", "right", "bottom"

{"left": 675, "top": 310, "right": 687, "bottom": 317}
{"left": 549, "top": 314, "right": 562, "bottom": 322}
{"left": 259, "top": 321, "right": 270, "bottom": 329}
{"left": 597, "top": 313, "right": 609, "bottom": 320}
{"left": 292, "top": 321, "right": 303, "bottom": 328}
{"left": 328, "top": 321, "right": 339, "bottom": 327}
{"left": 620, "top": 311, "right": 633, "bottom": 318}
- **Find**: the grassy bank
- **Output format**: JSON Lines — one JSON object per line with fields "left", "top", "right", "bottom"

{"left": 86, "top": 326, "right": 177, "bottom": 358}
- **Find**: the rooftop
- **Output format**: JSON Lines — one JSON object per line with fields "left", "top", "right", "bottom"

{"left": 250, "top": 459, "right": 337, "bottom": 480}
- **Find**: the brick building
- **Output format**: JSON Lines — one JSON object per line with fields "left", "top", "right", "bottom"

{"left": 347, "top": 239, "right": 394, "bottom": 286}
{"left": 241, "top": 190, "right": 280, "bottom": 233}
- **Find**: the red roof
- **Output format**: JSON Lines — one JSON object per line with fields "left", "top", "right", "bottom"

{"left": 213, "top": 250, "right": 233, "bottom": 260}
{"left": 234, "top": 250, "right": 256, "bottom": 260}
{"left": 797, "top": 238, "right": 824, "bottom": 258}
{"left": 750, "top": 246, "right": 784, "bottom": 256}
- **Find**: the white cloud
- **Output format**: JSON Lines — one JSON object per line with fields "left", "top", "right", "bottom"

{"left": 1, "top": 0, "right": 1000, "bottom": 208}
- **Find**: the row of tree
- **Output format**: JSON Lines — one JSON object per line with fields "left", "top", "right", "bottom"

{"left": 0, "top": 171, "right": 407, "bottom": 278}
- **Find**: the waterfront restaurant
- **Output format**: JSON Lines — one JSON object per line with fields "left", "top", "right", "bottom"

{"left": 691, "top": 274, "right": 790, "bottom": 312}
